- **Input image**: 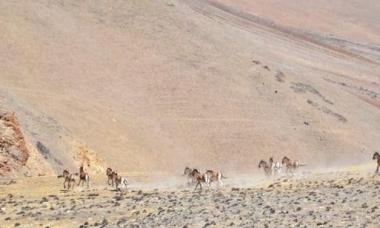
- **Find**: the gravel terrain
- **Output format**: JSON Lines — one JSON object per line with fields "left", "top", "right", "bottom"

{"left": 1, "top": 170, "right": 379, "bottom": 227}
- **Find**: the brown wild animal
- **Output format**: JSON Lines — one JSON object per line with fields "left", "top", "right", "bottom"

{"left": 183, "top": 167, "right": 192, "bottom": 177}
{"left": 282, "top": 156, "right": 304, "bottom": 173}
{"left": 373, "top": 152, "right": 380, "bottom": 173}
{"left": 77, "top": 166, "right": 90, "bottom": 188}
{"left": 106, "top": 167, "right": 115, "bottom": 186}
{"left": 109, "top": 170, "right": 119, "bottom": 187}
{"left": 183, "top": 167, "right": 200, "bottom": 185}
{"left": 192, "top": 169, "right": 208, "bottom": 191}
{"left": 106, "top": 168, "right": 128, "bottom": 190}
{"left": 114, "top": 175, "right": 128, "bottom": 191}
{"left": 258, "top": 160, "right": 272, "bottom": 176}
{"left": 57, "top": 170, "right": 76, "bottom": 190}
{"left": 205, "top": 170, "right": 224, "bottom": 187}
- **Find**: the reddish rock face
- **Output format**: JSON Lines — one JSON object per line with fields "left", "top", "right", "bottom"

{"left": 0, "top": 111, "right": 30, "bottom": 176}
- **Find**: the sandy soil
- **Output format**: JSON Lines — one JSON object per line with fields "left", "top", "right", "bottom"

{"left": 1, "top": 167, "right": 379, "bottom": 227}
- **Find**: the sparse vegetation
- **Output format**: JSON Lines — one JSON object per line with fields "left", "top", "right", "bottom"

{"left": 275, "top": 71, "right": 285, "bottom": 82}
{"left": 291, "top": 82, "right": 334, "bottom": 105}
{"left": 306, "top": 99, "right": 347, "bottom": 122}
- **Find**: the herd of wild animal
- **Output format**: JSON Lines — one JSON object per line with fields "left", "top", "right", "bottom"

{"left": 57, "top": 167, "right": 128, "bottom": 190}
{"left": 258, "top": 156, "right": 305, "bottom": 177}
{"left": 57, "top": 153, "right": 380, "bottom": 191}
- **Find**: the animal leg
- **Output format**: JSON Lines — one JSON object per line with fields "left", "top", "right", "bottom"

{"left": 187, "top": 178, "right": 192, "bottom": 186}
{"left": 206, "top": 176, "right": 210, "bottom": 187}
{"left": 218, "top": 176, "right": 223, "bottom": 187}
{"left": 194, "top": 181, "right": 201, "bottom": 191}
{"left": 376, "top": 165, "right": 379, "bottom": 174}
{"left": 286, "top": 168, "right": 292, "bottom": 176}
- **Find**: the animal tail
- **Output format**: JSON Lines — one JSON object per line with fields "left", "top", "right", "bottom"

{"left": 298, "top": 163, "right": 307, "bottom": 167}
{"left": 57, "top": 175, "right": 63, "bottom": 178}
{"left": 73, "top": 173, "right": 79, "bottom": 176}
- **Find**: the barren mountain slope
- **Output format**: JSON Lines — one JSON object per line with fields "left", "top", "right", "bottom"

{"left": 210, "top": 0, "right": 380, "bottom": 62}
{"left": 212, "top": 0, "right": 380, "bottom": 44}
{"left": 0, "top": 0, "right": 379, "bottom": 174}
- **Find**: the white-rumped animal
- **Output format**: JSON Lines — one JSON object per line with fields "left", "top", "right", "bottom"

{"left": 205, "top": 169, "right": 224, "bottom": 187}
{"left": 269, "top": 157, "right": 282, "bottom": 175}
{"left": 77, "top": 166, "right": 90, "bottom": 188}
{"left": 115, "top": 176, "right": 129, "bottom": 191}
{"left": 281, "top": 156, "right": 305, "bottom": 174}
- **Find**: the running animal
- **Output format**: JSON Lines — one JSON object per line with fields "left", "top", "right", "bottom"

{"left": 281, "top": 156, "right": 304, "bottom": 174}
{"left": 77, "top": 166, "right": 90, "bottom": 188}
{"left": 57, "top": 170, "right": 76, "bottom": 190}
{"left": 269, "top": 157, "right": 282, "bottom": 175}
{"left": 115, "top": 175, "right": 129, "bottom": 191}
{"left": 258, "top": 160, "right": 272, "bottom": 176}
{"left": 107, "top": 168, "right": 128, "bottom": 190}
{"left": 192, "top": 169, "right": 208, "bottom": 191}
{"left": 106, "top": 167, "right": 116, "bottom": 186}
{"left": 205, "top": 170, "right": 224, "bottom": 187}
{"left": 183, "top": 167, "right": 200, "bottom": 185}
{"left": 373, "top": 152, "right": 380, "bottom": 173}
{"left": 110, "top": 171, "right": 120, "bottom": 186}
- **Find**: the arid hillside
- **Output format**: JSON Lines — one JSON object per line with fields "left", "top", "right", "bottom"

{"left": 210, "top": 0, "right": 380, "bottom": 62}
{"left": 0, "top": 0, "right": 379, "bottom": 174}
{"left": 212, "top": 0, "right": 380, "bottom": 44}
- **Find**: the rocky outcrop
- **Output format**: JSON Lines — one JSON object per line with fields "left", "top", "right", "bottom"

{"left": 0, "top": 111, "right": 30, "bottom": 176}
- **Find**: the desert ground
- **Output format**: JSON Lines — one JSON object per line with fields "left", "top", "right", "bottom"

{"left": 0, "top": 0, "right": 380, "bottom": 227}
{"left": 1, "top": 165, "right": 380, "bottom": 227}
